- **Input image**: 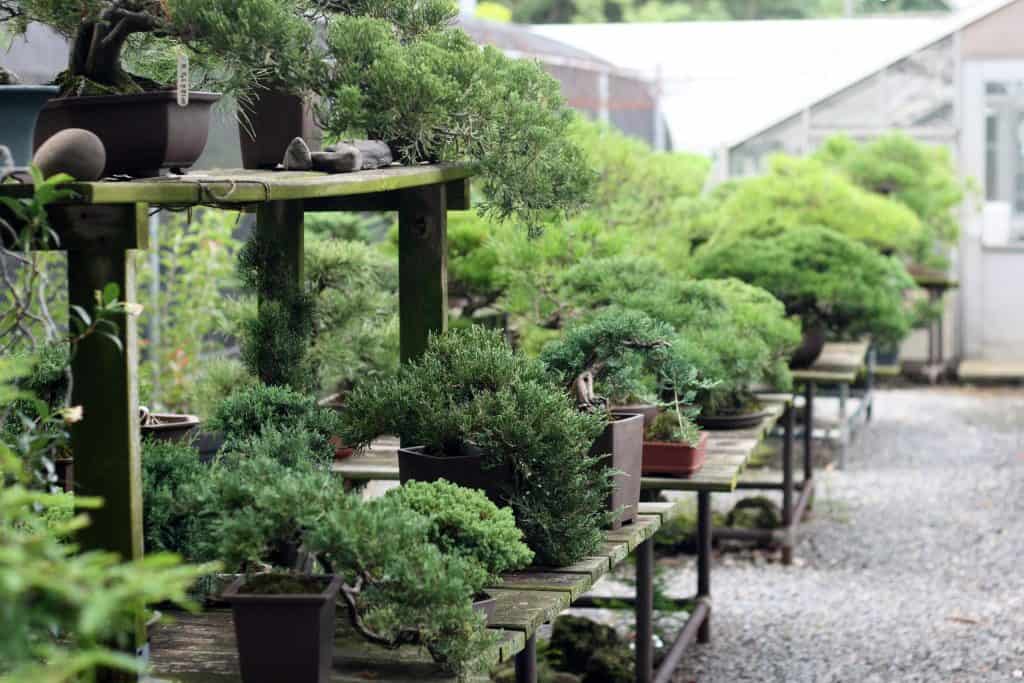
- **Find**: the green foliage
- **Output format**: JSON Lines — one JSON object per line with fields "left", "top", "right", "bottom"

{"left": 207, "top": 383, "right": 342, "bottom": 466}
{"left": 340, "top": 326, "right": 612, "bottom": 566}
{"left": 190, "top": 358, "right": 258, "bottom": 419}
{"left": 693, "top": 224, "right": 916, "bottom": 344}
{"left": 383, "top": 479, "right": 534, "bottom": 580}
{"left": 137, "top": 209, "right": 240, "bottom": 413}
{"left": 539, "top": 308, "right": 672, "bottom": 407}
{"left": 702, "top": 155, "right": 926, "bottom": 258}
{"left": 544, "top": 615, "right": 633, "bottom": 683}
{"left": 319, "top": 14, "right": 595, "bottom": 228}
{"left": 141, "top": 437, "right": 210, "bottom": 561}
{"left": 0, "top": 354, "right": 217, "bottom": 683}
{"left": 645, "top": 409, "right": 700, "bottom": 445}
{"left": 304, "top": 492, "right": 495, "bottom": 673}
{"left": 815, "top": 133, "right": 968, "bottom": 266}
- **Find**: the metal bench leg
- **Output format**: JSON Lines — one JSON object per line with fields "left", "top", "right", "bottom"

{"left": 635, "top": 538, "right": 654, "bottom": 683}
{"left": 697, "top": 491, "right": 712, "bottom": 644}
{"left": 781, "top": 402, "right": 795, "bottom": 565}
{"left": 515, "top": 634, "right": 537, "bottom": 683}
{"left": 838, "top": 382, "right": 849, "bottom": 470}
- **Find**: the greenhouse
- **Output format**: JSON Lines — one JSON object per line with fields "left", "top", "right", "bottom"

{"left": 1, "top": 1, "right": 1021, "bottom": 682}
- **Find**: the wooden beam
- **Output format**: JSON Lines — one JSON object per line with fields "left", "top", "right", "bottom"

{"left": 303, "top": 194, "right": 401, "bottom": 213}
{"left": 398, "top": 185, "right": 447, "bottom": 363}
{"left": 444, "top": 178, "right": 471, "bottom": 211}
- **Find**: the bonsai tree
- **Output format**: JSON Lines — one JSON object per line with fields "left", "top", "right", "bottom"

{"left": 701, "top": 154, "right": 926, "bottom": 259}
{"left": 815, "top": 132, "right": 968, "bottom": 267}
{"left": 4, "top": 0, "right": 315, "bottom": 97}
{"left": 538, "top": 307, "right": 673, "bottom": 411}
{"left": 692, "top": 224, "right": 916, "bottom": 345}
{"left": 339, "top": 325, "right": 613, "bottom": 567}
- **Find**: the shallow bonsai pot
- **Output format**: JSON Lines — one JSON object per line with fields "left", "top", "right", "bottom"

{"left": 589, "top": 412, "right": 644, "bottom": 530}
{"left": 612, "top": 404, "right": 659, "bottom": 429}
{"left": 397, "top": 445, "right": 514, "bottom": 506}
{"left": 473, "top": 592, "right": 497, "bottom": 625}
{"left": 223, "top": 574, "right": 342, "bottom": 683}
{"left": 696, "top": 410, "right": 771, "bottom": 431}
{"left": 642, "top": 431, "right": 709, "bottom": 477}
{"left": 0, "top": 85, "right": 58, "bottom": 166}
{"left": 789, "top": 326, "right": 827, "bottom": 370}
{"left": 34, "top": 91, "right": 220, "bottom": 177}
{"left": 140, "top": 412, "right": 200, "bottom": 444}
{"left": 239, "top": 90, "right": 321, "bottom": 169}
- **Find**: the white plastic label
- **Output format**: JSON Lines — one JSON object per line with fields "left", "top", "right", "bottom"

{"left": 176, "top": 50, "right": 189, "bottom": 107}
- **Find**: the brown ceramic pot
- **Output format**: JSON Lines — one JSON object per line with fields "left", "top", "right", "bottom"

{"left": 612, "top": 403, "right": 659, "bottom": 429}
{"left": 641, "top": 431, "right": 709, "bottom": 476}
{"left": 397, "top": 445, "right": 515, "bottom": 507}
{"left": 223, "top": 575, "right": 342, "bottom": 683}
{"left": 239, "top": 90, "right": 321, "bottom": 169}
{"left": 589, "top": 412, "right": 644, "bottom": 529}
{"left": 34, "top": 91, "right": 220, "bottom": 177}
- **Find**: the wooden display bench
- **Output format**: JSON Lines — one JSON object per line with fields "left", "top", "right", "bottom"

{"left": 791, "top": 341, "right": 873, "bottom": 470}
{"left": 0, "top": 165, "right": 471, "bottom": 678}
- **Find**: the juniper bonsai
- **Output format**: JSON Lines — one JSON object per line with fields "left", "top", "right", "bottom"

{"left": 339, "top": 325, "right": 612, "bottom": 567}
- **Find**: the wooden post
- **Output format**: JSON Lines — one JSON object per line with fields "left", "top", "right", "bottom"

{"left": 59, "top": 204, "right": 147, "bottom": 672}
{"left": 398, "top": 185, "right": 447, "bottom": 363}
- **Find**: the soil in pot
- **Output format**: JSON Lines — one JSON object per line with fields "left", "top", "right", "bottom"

{"left": 34, "top": 91, "right": 220, "bottom": 177}
{"left": 239, "top": 90, "right": 321, "bottom": 169}
{"left": 0, "top": 85, "right": 59, "bottom": 166}
{"left": 642, "top": 431, "right": 709, "bottom": 477}
{"left": 223, "top": 574, "right": 342, "bottom": 683}
{"left": 588, "top": 412, "right": 644, "bottom": 530}
{"left": 789, "top": 326, "right": 827, "bottom": 370}
{"left": 397, "top": 445, "right": 514, "bottom": 507}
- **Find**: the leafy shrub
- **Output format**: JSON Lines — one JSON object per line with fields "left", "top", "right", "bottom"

{"left": 141, "top": 438, "right": 210, "bottom": 561}
{"left": 207, "top": 384, "right": 342, "bottom": 466}
{"left": 693, "top": 224, "right": 916, "bottom": 344}
{"left": 340, "top": 326, "right": 611, "bottom": 566}
{"left": 645, "top": 410, "right": 700, "bottom": 445}
{"left": 702, "top": 155, "right": 925, "bottom": 257}
{"left": 383, "top": 480, "right": 534, "bottom": 580}
{"left": 191, "top": 358, "right": 258, "bottom": 420}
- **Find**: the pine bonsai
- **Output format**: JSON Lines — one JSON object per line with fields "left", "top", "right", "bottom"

{"left": 339, "top": 325, "right": 613, "bottom": 567}
{"left": 692, "top": 224, "right": 916, "bottom": 345}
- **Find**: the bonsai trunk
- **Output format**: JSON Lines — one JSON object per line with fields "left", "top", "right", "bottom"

{"left": 67, "top": 5, "right": 162, "bottom": 93}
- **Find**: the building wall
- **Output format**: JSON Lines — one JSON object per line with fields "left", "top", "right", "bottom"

{"left": 962, "top": 0, "right": 1024, "bottom": 59}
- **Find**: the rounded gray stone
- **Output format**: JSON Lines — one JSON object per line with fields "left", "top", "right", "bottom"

{"left": 33, "top": 128, "right": 106, "bottom": 181}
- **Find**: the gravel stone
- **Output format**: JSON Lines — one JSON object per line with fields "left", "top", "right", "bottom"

{"left": 656, "top": 387, "right": 1024, "bottom": 682}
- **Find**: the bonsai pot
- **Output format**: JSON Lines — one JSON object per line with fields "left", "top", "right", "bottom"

{"left": 397, "top": 445, "right": 514, "bottom": 507}
{"left": 34, "top": 91, "right": 220, "bottom": 177}
{"left": 789, "top": 326, "right": 827, "bottom": 370}
{"left": 239, "top": 90, "right": 321, "bottom": 169}
{"left": 223, "top": 574, "right": 342, "bottom": 683}
{"left": 589, "top": 412, "right": 644, "bottom": 529}
{"left": 696, "top": 410, "right": 771, "bottom": 431}
{"left": 875, "top": 342, "right": 900, "bottom": 366}
{"left": 642, "top": 431, "right": 709, "bottom": 477}
{"left": 473, "top": 592, "right": 497, "bottom": 625}
{"left": 139, "top": 410, "right": 200, "bottom": 444}
{"left": 0, "top": 85, "right": 58, "bottom": 166}
{"left": 612, "top": 403, "right": 659, "bottom": 429}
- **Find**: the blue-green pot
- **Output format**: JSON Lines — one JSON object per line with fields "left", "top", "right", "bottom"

{"left": 0, "top": 85, "right": 59, "bottom": 166}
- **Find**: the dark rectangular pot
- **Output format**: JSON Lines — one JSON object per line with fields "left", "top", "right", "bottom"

{"left": 223, "top": 575, "right": 342, "bottom": 683}
{"left": 641, "top": 431, "right": 709, "bottom": 477}
{"left": 34, "top": 91, "right": 220, "bottom": 177}
{"left": 611, "top": 403, "right": 659, "bottom": 429}
{"left": 397, "top": 445, "right": 515, "bottom": 507}
{"left": 589, "top": 412, "right": 644, "bottom": 529}
{"left": 0, "top": 85, "right": 58, "bottom": 166}
{"left": 239, "top": 90, "right": 321, "bottom": 169}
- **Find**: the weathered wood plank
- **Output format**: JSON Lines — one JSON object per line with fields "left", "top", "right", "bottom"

{"left": 529, "top": 555, "right": 611, "bottom": 581}
{"left": 486, "top": 588, "right": 570, "bottom": 635}
{"left": 603, "top": 515, "right": 660, "bottom": 552}
{"left": 596, "top": 541, "right": 629, "bottom": 566}
{"left": 399, "top": 185, "right": 447, "bottom": 363}
{"left": 491, "top": 570, "right": 595, "bottom": 601}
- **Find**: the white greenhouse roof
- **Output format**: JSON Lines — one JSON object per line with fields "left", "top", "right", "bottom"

{"left": 532, "top": 0, "right": 1018, "bottom": 154}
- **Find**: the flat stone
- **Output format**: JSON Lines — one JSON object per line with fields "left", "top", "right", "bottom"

{"left": 32, "top": 128, "right": 105, "bottom": 181}
{"left": 282, "top": 137, "right": 312, "bottom": 171}
{"left": 337, "top": 140, "right": 392, "bottom": 170}
{"left": 311, "top": 144, "right": 361, "bottom": 174}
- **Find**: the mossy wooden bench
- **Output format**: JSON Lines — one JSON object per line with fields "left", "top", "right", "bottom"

{"left": 332, "top": 395, "right": 793, "bottom": 683}
{"left": 1, "top": 165, "right": 471, "bottom": 680}
{"left": 791, "top": 340, "right": 873, "bottom": 470}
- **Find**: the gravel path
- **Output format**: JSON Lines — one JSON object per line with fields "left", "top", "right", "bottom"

{"left": 664, "top": 387, "right": 1024, "bottom": 682}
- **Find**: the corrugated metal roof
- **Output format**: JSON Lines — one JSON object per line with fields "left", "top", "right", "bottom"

{"left": 532, "top": 0, "right": 1019, "bottom": 153}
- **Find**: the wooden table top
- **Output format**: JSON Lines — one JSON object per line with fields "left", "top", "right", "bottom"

{"left": 791, "top": 341, "right": 870, "bottom": 384}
